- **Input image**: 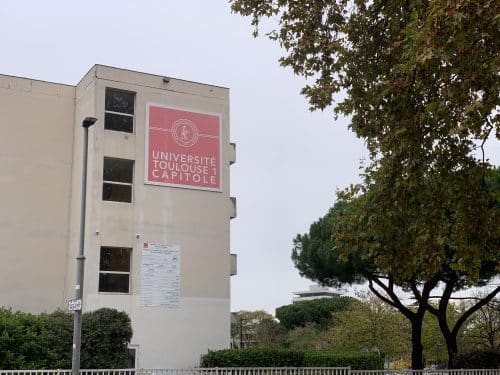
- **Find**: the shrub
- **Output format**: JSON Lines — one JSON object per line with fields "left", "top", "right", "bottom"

{"left": 303, "top": 350, "right": 383, "bottom": 369}
{"left": 201, "top": 348, "right": 304, "bottom": 367}
{"left": 200, "top": 348, "right": 383, "bottom": 369}
{"left": 0, "top": 308, "right": 132, "bottom": 369}
{"left": 452, "top": 349, "right": 500, "bottom": 369}
{"left": 81, "top": 308, "right": 132, "bottom": 369}
{"left": 0, "top": 308, "right": 53, "bottom": 369}
{"left": 40, "top": 310, "right": 74, "bottom": 369}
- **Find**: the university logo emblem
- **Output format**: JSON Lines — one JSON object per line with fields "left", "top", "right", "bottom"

{"left": 172, "top": 118, "right": 199, "bottom": 147}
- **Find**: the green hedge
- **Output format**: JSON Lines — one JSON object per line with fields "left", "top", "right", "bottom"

{"left": 200, "top": 349, "right": 383, "bottom": 369}
{"left": 303, "top": 351, "right": 383, "bottom": 369}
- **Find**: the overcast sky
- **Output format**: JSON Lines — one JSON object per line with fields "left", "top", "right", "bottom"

{"left": 2, "top": 1, "right": 498, "bottom": 315}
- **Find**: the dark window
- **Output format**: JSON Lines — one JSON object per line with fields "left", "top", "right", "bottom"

{"left": 103, "top": 183, "right": 132, "bottom": 203}
{"left": 103, "top": 157, "right": 133, "bottom": 203}
{"left": 105, "top": 88, "right": 135, "bottom": 114}
{"left": 105, "top": 88, "right": 135, "bottom": 133}
{"left": 99, "top": 247, "right": 131, "bottom": 293}
{"left": 127, "top": 348, "right": 136, "bottom": 369}
{"left": 105, "top": 112, "right": 134, "bottom": 133}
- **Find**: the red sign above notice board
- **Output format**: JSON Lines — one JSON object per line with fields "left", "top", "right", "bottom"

{"left": 145, "top": 104, "right": 221, "bottom": 191}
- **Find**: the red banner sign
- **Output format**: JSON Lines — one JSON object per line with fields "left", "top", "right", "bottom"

{"left": 145, "top": 104, "right": 221, "bottom": 191}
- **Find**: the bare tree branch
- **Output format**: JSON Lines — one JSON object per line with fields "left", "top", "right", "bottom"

{"left": 480, "top": 116, "right": 494, "bottom": 166}
{"left": 369, "top": 276, "right": 416, "bottom": 319}
{"left": 426, "top": 296, "right": 488, "bottom": 300}
{"left": 410, "top": 277, "right": 439, "bottom": 315}
{"left": 451, "top": 286, "right": 500, "bottom": 339}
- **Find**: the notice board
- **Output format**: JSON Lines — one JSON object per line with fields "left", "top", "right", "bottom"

{"left": 140, "top": 242, "right": 180, "bottom": 308}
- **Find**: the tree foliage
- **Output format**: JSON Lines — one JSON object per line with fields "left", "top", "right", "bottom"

{"left": 0, "top": 308, "right": 132, "bottom": 369}
{"left": 292, "top": 198, "right": 435, "bottom": 368}
{"left": 231, "top": 310, "right": 287, "bottom": 348}
{"left": 291, "top": 168, "right": 499, "bottom": 368}
{"left": 461, "top": 298, "right": 500, "bottom": 351}
{"left": 229, "top": 300, "right": 496, "bottom": 367}
{"left": 286, "top": 324, "right": 332, "bottom": 350}
{"left": 230, "top": 0, "right": 499, "bottom": 163}
{"left": 231, "top": 0, "right": 500, "bottom": 368}
{"left": 276, "top": 297, "right": 354, "bottom": 330}
{"left": 327, "top": 296, "right": 411, "bottom": 362}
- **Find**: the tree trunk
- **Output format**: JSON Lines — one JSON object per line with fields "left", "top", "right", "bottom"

{"left": 435, "top": 308, "right": 459, "bottom": 368}
{"left": 410, "top": 316, "right": 425, "bottom": 369}
{"left": 367, "top": 276, "right": 435, "bottom": 370}
{"left": 446, "top": 335, "right": 459, "bottom": 369}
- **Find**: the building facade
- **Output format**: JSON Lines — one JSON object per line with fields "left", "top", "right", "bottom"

{"left": 0, "top": 65, "right": 237, "bottom": 368}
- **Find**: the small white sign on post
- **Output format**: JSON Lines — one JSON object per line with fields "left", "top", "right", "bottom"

{"left": 68, "top": 299, "right": 82, "bottom": 312}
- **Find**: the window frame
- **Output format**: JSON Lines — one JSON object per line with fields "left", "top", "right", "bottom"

{"left": 104, "top": 87, "right": 136, "bottom": 134}
{"left": 102, "top": 157, "right": 134, "bottom": 204}
{"left": 98, "top": 246, "right": 132, "bottom": 294}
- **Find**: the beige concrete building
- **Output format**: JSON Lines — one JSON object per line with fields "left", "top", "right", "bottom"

{"left": 0, "top": 65, "right": 237, "bottom": 368}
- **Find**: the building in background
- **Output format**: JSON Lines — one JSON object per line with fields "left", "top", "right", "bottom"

{"left": 0, "top": 65, "right": 237, "bottom": 368}
{"left": 292, "top": 285, "right": 342, "bottom": 303}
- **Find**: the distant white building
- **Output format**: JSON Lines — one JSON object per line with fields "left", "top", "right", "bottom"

{"left": 292, "top": 285, "right": 342, "bottom": 303}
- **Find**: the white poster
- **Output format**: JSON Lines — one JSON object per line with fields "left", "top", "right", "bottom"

{"left": 140, "top": 242, "right": 180, "bottom": 308}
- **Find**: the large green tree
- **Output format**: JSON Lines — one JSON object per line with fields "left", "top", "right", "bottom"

{"left": 327, "top": 296, "right": 412, "bottom": 362}
{"left": 231, "top": 0, "right": 500, "bottom": 368}
{"left": 231, "top": 0, "right": 499, "bottom": 282}
{"left": 292, "top": 198, "right": 439, "bottom": 368}
{"left": 292, "top": 170, "right": 499, "bottom": 368}
{"left": 276, "top": 297, "right": 354, "bottom": 330}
